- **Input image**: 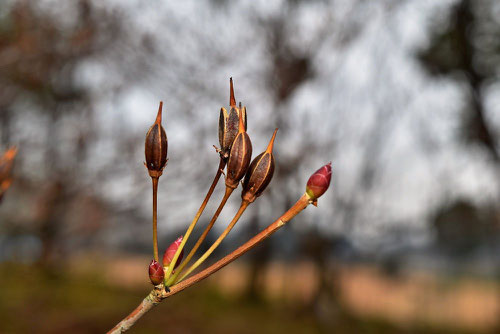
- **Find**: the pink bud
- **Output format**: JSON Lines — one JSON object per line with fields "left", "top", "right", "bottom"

{"left": 162, "top": 236, "right": 184, "bottom": 269}
{"left": 148, "top": 260, "right": 164, "bottom": 285}
{"left": 306, "top": 162, "right": 332, "bottom": 200}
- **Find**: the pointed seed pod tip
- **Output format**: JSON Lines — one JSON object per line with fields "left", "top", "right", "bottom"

{"left": 238, "top": 103, "right": 246, "bottom": 133}
{"left": 266, "top": 128, "right": 278, "bottom": 153}
{"left": 229, "top": 77, "right": 236, "bottom": 107}
{"left": 155, "top": 101, "right": 163, "bottom": 124}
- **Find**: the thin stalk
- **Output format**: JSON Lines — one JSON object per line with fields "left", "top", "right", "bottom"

{"left": 169, "top": 193, "right": 310, "bottom": 294}
{"left": 177, "top": 200, "right": 250, "bottom": 282}
{"left": 164, "top": 158, "right": 226, "bottom": 281}
{"left": 107, "top": 193, "right": 312, "bottom": 334}
{"left": 152, "top": 177, "right": 159, "bottom": 262}
{"left": 167, "top": 186, "right": 234, "bottom": 286}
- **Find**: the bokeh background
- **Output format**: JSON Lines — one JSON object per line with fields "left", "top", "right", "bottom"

{"left": 0, "top": 0, "right": 499, "bottom": 333}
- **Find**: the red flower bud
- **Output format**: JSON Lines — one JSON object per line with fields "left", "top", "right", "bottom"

{"left": 148, "top": 260, "right": 164, "bottom": 285}
{"left": 162, "top": 236, "right": 184, "bottom": 269}
{"left": 306, "top": 162, "right": 332, "bottom": 200}
{"left": 145, "top": 102, "right": 168, "bottom": 178}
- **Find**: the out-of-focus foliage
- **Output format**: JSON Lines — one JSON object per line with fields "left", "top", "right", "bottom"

{"left": 418, "top": 0, "right": 499, "bottom": 161}
{"left": 418, "top": 0, "right": 500, "bottom": 257}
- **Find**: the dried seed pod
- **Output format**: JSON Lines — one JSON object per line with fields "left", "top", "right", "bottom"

{"left": 148, "top": 260, "right": 164, "bottom": 285}
{"left": 218, "top": 107, "right": 239, "bottom": 160}
{"left": 218, "top": 78, "right": 247, "bottom": 160}
{"left": 225, "top": 106, "right": 252, "bottom": 189}
{"left": 306, "top": 162, "right": 332, "bottom": 201}
{"left": 162, "top": 236, "right": 184, "bottom": 269}
{"left": 145, "top": 102, "right": 168, "bottom": 178}
{"left": 242, "top": 129, "right": 277, "bottom": 203}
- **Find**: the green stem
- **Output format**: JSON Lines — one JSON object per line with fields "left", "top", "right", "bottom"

{"left": 167, "top": 186, "right": 234, "bottom": 286}
{"left": 164, "top": 158, "right": 226, "bottom": 281}
{"left": 177, "top": 200, "right": 249, "bottom": 282}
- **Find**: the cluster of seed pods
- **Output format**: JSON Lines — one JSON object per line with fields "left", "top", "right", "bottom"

{"left": 144, "top": 78, "right": 331, "bottom": 287}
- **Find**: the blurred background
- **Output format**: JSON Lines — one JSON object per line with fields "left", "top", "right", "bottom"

{"left": 0, "top": 0, "right": 499, "bottom": 333}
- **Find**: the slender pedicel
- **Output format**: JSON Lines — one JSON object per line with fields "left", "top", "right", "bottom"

{"left": 163, "top": 158, "right": 226, "bottom": 281}
{"left": 176, "top": 129, "right": 278, "bottom": 282}
{"left": 168, "top": 193, "right": 311, "bottom": 294}
{"left": 166, "top": 186, "right": 234, "bottom": 286}
{"left": 145, "top": 102, "right": 168, "bottom": 261}
{"left": 176, "top": 200, "right": 250, "bottom": 282}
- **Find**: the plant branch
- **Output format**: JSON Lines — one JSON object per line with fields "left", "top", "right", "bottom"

{"left": 108, "top": 192, "right": 312, "bottom": 333}
{"left": 164, "top": 158, "right": 226, "bottom": 281}
{"left": 169, "top": 193, "right": 310, "bottom": 293}
{"left": 167, "top": 186, "right": 234, "bottom": 286}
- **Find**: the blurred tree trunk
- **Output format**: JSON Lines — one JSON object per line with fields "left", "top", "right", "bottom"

{"left": 418, "top": 0, "right": 499, "bottom": 165}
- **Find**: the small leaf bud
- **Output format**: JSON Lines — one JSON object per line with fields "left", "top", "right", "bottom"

{"left": 148, "top": 260, "right": 164, "bottom": 285}
{"left": 306, "top": 162, "right": 332, "bottom": 201}
{"left": 162, "top": 236, "right": 184, "bottom": 269}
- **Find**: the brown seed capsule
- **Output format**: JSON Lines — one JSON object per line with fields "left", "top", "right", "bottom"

{"left": 218, "top": 78, "right": 247, "bottom": 160}
{"left": 225, "top": 106, "right": 252, "bottom": 189}
{"left": 145, "top": 102, "right": 168, "bottom": 178}
{"left": 242, "top": 129, "right": 277, "bottom": 203}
